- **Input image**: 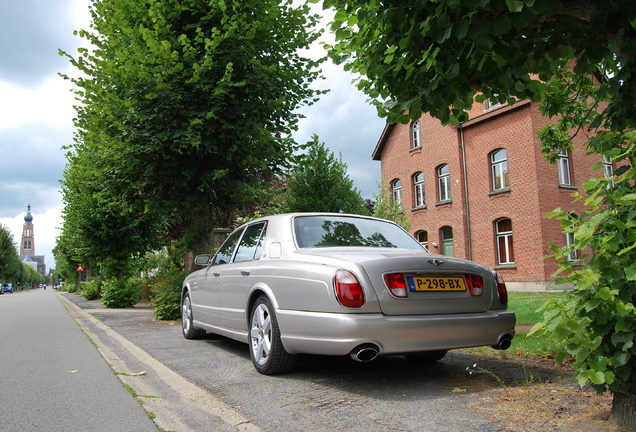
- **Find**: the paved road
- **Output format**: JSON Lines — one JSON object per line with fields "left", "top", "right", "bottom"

{"left": 0, "top": 288, "right": 158, "bottom": 432}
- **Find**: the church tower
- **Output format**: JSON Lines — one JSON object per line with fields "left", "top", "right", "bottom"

{"left": 20, "top": 204, "right": 35, "bottom": 256}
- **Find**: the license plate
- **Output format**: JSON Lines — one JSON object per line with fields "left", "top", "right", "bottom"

{"left": 407, "top": 276, "right": 466, "bottom": 292}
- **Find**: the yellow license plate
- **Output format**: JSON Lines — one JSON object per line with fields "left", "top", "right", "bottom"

{"left": 408, "top": 276, "right": 466, "bottom": 292}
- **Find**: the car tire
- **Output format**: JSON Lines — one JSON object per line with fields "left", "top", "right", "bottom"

{"left": 249, "top": 295, "right": 296, "bottom": 375}
{"left": 403, "top": 350, "right": 448, "bottom": 363}
{"left": 181, "top": 292, "right": 205, "bottom": 339}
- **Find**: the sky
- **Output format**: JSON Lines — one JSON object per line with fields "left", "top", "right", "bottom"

{"left": 0, "top": 0, "right": 386, "bottom": 271}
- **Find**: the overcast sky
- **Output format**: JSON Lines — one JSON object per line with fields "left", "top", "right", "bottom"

{"left": 0, "top": 0, "right": 385, "bottom": 270}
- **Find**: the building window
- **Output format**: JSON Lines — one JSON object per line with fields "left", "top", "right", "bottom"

{"left": 440, "top": 226, "right": 454, "bottom": 256}
{"left": 603, "top": 156, "right": 615, "bottom": 187}
{"left": 413, "top": 172, "right": 425, "bottom": 207}
{"left": 411, "top": 120, "right": 421, "bottom": 149}
{"left": 437, "top": 164, "right": 451, "bottom": 202}
{"left": 415, "top": 230, "right": 428, "bottom": 248}
{"left": 491, "top": 149, "right": 509, "bottom": 190}
{"left": 557, "top": 150, "right": 572, "bottom": 185}
{"left": 485, "top": 96, "right": 503, "bottom": 110}
{"left": 564, "top": 214, "right": 578, "bottom": 262}
{"left": 495, "top": 218, "right": 514, "bottom": 265}
{"left": 565, "top": 231, "right": 577, "bottom": 261}
{"left": 391, "top": 179, "right": 402, "bottom": 205}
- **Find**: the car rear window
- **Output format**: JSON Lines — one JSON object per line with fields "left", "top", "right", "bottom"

{"left": 294, "top": 216, "right": 424, "bottom": 250}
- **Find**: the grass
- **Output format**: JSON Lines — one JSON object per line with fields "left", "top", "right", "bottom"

{"left": 466, "top": 290, "right": 570, "bottom": 359}
{"left": 507, "top": 291, "right": 568, "bottom": 326}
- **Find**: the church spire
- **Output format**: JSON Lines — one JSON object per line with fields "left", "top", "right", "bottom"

{"left": 24, "top": 203, "right": 33, "bottom": 226}
{"left": 20, "top": 204, "right": 35, "bottom": 256}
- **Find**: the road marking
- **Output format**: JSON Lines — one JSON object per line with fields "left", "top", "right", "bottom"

{"left": 56, "top": 292, "right": 262, "bottom": 432}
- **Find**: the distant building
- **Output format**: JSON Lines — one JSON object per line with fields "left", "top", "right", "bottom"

{"left": 372, "top": 99, "right": 611, "bottom": 291}
{"left": 19, "top": 204, "right": 46, "bottom": 276}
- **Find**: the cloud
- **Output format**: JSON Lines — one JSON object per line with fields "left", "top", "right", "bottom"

{"left": 0, "top": 0, "right": 80, "bottom": 88}
{"left": 294, "top": 64, "right": 385, "bottom": 199}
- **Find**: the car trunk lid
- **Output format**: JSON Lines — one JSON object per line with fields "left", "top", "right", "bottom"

{"left": 298, "top": 248, "right": 494, "bottom": 315}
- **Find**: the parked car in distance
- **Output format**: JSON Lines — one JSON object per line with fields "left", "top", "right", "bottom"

{"left": 181, "top": 213, "right": 516, "bottom": 374}
{"left": 2, "top": 283, "right": 13, "bottom": 293}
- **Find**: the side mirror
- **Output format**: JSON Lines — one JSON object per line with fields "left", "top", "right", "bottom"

{"left": 194, "top": 254, "right": 211, "bottom": 266}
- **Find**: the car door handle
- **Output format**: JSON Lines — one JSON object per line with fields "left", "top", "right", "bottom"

{"left": 240, "top": 270, "right": 250, "bottom": 276}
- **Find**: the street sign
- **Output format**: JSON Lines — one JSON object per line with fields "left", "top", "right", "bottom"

{"left": 76, "top": 265, "right": 85, "bottom": 272}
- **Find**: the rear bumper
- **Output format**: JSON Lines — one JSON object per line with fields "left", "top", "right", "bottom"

{"left": 277, "top": 309, "right": 516, "bottom": 356}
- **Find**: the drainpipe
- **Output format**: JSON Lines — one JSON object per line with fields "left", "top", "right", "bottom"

{"left": 459, "top": 127, "right": 473, "bottom": 261}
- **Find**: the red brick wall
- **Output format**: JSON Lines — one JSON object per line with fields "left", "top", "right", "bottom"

{"left": 378, "top": 100, "right": 605, "bottom": 286}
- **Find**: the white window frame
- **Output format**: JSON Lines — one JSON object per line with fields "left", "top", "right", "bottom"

{"left": 411, "top": 120, "right": 421, "bottom": 149}
{"left": 485, "top": 95, "right": 503, "bottom": 110}
{"left": 495, "top": 218, "right": 514, "bottom": 265}
{"left": 491, "top": 149, "right": 509, "bottom": 190}
{"left": 413, "top": 172, "right": 425, "bottom": 207}
{"left": 437, "top": 164, "right": 451, "bottom": 202}
{"left": 603, "top": 155, "right": 615, "bottom": 187}
{"left": 415, "top": 230, "right": 428, "bottom": 248}
{"left": 391, "top": 179, "right": 402, "bottom": 205}
{"left": 565, "top": 231, "right": 577, "bottom": 261}
{"left": 557, "top": 150, "right": 572, "bottom": 185}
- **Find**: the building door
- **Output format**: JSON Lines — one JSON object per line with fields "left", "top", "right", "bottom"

{"left": 440, "top": 226, "right": 454, "bottom": 257}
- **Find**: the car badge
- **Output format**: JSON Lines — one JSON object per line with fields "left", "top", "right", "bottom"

{"left": 427, "top": 259, "right": 444, "bottom": 266}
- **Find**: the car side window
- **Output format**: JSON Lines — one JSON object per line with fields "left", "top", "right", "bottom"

{"left": 212, "top": 228, "right": 244, "bottom": 265}
{"left": 234, "top": 222, "right": 267, "bottom": 263}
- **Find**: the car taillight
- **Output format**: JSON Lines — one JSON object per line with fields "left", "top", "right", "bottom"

{"left": 494, "top": 271, "right": 508, "bottom": 304}
{"left": 384, "top": 273, "right": 407, "bottom": 298}
{"left": 466, "top": 274, "right": 484, "bottom": 297}
{"left": 334, "top": 270, "right": 365, "bottom": 308}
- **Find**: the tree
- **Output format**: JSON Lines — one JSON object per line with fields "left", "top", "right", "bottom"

{"left": 371, "top": 182, "right": 411, "bottom": 232}
{"left": 61, "top": 0, "right": 326, "bottom": 257}
{"left": 321, "top": 0, "right": 635, "bottom": 127}
{"left": 0, "top": 224, "right": 21, "bottom": 283}
{"left": 322, "top": 0, "right": 636, "bottom": 426}
{"left": 59, "top": 148, "right": 167, "bottom": 280}
{"left": 280, "top": 135, "right": 369, "bottom": 215}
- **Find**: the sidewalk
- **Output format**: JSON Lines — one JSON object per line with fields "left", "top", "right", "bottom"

{"left": 55, "top": 291, "right": 261, "bottom": 432}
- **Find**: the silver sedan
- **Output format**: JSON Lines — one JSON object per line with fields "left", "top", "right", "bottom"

{"left": 181, "top": 213, "right": 516, "bottom": 374}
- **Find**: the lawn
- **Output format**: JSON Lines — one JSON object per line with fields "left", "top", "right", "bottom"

{"left": 507, "top": 290, "right": 568, "bottom": 326}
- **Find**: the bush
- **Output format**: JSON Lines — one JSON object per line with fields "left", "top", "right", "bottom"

{"left": 80, "top": 279, "right": 100, "bottom": 300}
{"left": 150, "top": 272, "right": 186, "bottom": 321}
{"left": 101, "top": 278, "right": 140, "bottom": 308}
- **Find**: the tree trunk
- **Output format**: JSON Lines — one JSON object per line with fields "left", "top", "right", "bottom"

{"left": 610, "top": 384, "right": 636, "bottom": 429}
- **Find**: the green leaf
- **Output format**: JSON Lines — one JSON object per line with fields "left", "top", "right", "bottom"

{"left": 588, "top": 370, "right": 606, "bottom": 385}
{"left": 575, "top": 346, "right": 591, "bottom": 363}
{"left": 616, "top": 318, "right": 635, "bottom": 333}
{"left": 588, "top": 355, "right": 608, "bottom": 371}
{"left": 598, "top": 286, "right": 615, "bottom": 301}
{"left": 505, "top": 0, "right": 524, "bottom": 13}
{"left": 612, "top": 351, "right": 630, "bottom": 367}
{"left": 616, "top": 302, "right": 635, "bottom": 314}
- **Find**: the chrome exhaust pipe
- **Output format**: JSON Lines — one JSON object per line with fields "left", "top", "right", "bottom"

{"left": 350, "top": 344, "right": 379, "bottom": 362}
{"left": 492, "top": 336, "right": 513, "bottom": 350}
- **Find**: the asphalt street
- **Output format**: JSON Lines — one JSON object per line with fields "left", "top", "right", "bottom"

{"left": 0, "top": 288, "right": 158, "bottom": 432}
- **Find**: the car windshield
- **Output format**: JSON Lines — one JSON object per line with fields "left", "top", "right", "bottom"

{"left": 294, "top": 216, "right": 425, "bottom": 250}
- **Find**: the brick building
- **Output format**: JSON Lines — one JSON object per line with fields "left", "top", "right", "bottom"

{"left": 372, "top": 99, "right": 612, "bottom": 291}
